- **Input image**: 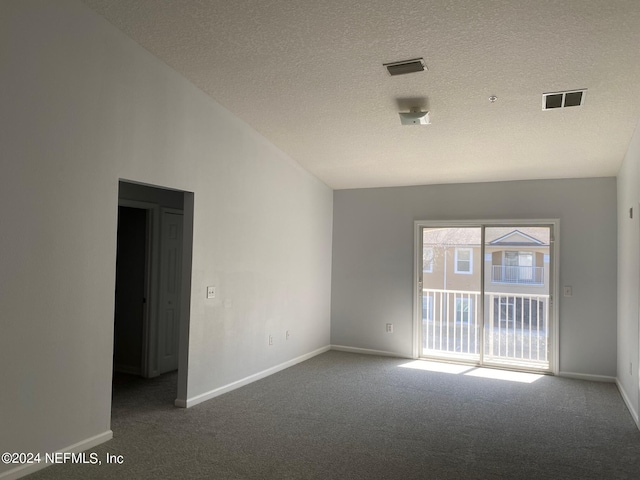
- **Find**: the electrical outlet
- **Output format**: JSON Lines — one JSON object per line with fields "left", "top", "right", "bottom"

{"left": 563, "top": 286, "right": 572, "bottom": 297}
{"left": 206, "top": 286, "right": 216, "bottom": 299}
{"left": 386, "top": 323, "right": 393, "bottom": 333}
{"left": 268, "top": 335, "right": 273, "bottom": 346}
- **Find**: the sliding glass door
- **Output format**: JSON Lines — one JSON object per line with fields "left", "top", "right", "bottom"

{"left": 417, "top": 222, "right": 554, "bottom": 372}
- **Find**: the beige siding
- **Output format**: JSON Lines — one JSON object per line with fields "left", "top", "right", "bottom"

{"left": 422, "top": 246, "right": 481, "bottom": 292}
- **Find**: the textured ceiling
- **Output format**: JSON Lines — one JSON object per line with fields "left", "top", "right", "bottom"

{"left": 82, "top": 0, "right": 640, "bottom": 189}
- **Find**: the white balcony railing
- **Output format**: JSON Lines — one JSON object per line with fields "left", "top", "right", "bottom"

{"left": 422, "top": 289, "right": 549, "bottom": 367}
{"left": 491, "top": 265, "right": 544, "bottom": 285}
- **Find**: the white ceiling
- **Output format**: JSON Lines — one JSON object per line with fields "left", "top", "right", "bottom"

{"left": 83, "top": 0, "right": 640, "bottom": 189}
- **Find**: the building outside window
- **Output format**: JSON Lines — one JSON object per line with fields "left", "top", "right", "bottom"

{"left": 504, "top": 251, "right": 534, "bottom": 281}
{"left": 455, "top": 247, "right": 473, "bottom": 274}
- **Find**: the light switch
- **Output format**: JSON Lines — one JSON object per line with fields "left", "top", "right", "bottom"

{"left": 206, "top": 286, "right": 216, "bottom": 299}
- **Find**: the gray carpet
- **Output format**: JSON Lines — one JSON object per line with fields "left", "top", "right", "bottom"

{"left": 27, "top": 351, "right": 640, "bottom": 479}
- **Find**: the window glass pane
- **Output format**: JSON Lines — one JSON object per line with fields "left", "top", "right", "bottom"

{"left": 484, "top": 226, "right": 552, "bottom": 370}
{"left": 422, "top": 295, "right": 433, "bottom": 321}
{"left": 519, "top": 253, "right": 533, "bottom": 267}
{"left": 421, "top": 226, "right": 480, "bottom": 360}
{"left": 505, "top": 251, "right": 518, "bottom": 265}
{"left": 456, "top": 298, "right": 472, "bottom": 324}
{"left": 456, "top": 248, "right": 472, "bottom": 273}
{"left": 423, "top": 247, "right": 434, "bottom": 272}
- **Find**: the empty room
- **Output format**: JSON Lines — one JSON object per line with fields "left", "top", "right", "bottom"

{"left": 1, "top": 1, "right": 640, "bottom": 479}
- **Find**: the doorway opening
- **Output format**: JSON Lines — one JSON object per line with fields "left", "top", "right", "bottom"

{"left": 414, "top": 220, "right": 559, "bottom": 374}
{"left": 113, "top": 181, "right": 193, "bottom": 409}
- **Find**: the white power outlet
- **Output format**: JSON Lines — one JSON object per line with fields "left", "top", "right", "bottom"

{"left": 206, "top": 286, "right": 216, "bottom": 299}
{"left": 386, "top": 323, "right": 393, "bottom": 333}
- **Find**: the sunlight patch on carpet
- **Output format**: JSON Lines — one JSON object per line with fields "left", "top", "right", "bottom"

{"left": 399, "top": 360, "right": 543, "bottom": 383}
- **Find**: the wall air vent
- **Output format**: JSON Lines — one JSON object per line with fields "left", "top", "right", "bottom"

{"left": 542, "top": 89, "right": 586, "bottom": 110}
{"left": 384, "top": 58, "right": 426, "bottom": 76}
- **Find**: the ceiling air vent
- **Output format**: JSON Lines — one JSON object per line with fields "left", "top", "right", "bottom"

{"left": 383, "top": 58, "right": 426, "bottom": 76}
{"left": 542, "top": 89, "right": 586, "bottom": 110}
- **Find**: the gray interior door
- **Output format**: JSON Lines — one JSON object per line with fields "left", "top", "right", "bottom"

{"left": 113, "top": 206, "right": 147, "bottom": 375}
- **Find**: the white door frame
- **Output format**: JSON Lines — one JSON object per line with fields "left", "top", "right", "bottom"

{"left": 115, "top": 182, "right": 194, "bottom": 408}
{"left": 413, "top": 218, "right": 560, "bottom": 374}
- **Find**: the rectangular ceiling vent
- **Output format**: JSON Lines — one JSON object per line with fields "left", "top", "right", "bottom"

{"left": 542, "top": 89, "right": 586, "bottom": 110}
{"left": 384, "top": 58, "right": 426, "bottom": 76}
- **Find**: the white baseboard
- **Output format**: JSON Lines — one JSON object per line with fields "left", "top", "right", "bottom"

{"left": 0, "top": 430, "right": 113, "bottom": 480}
{"left": 616, "top": 379, "right": 640, "bottom": 431}
{"left": 558, "top": 371, "right": 616, "bottom": 383}
{"left": 330, "top": 345, "right": 411, "bottom": 359}
{"left": 177, "top": 346, "right": 331, "bottom": 408}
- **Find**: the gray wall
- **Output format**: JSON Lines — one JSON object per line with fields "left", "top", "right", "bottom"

{"left": 331, "top": 177, "right": 617, "bottom": 377}
{"left": 617, "top": 118, "right": 640, "bottom": 426}
{"left": 0, "top": 1, "right": 332, "bottom": 474}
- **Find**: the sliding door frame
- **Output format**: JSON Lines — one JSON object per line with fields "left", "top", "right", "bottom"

{"left": 413, "top": 219, "right": 560, "bottom": 375}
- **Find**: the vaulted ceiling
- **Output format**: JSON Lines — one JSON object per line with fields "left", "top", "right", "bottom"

{"left": 83, "top": 0, "right": 640, "bottom": 189}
